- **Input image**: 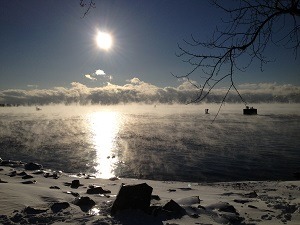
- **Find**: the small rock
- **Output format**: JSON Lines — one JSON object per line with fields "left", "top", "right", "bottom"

{"left": 0, "top": 178, "right": 8, "bottom": 183}
{"left": 24, "top": 162, "right": 43, "bottom": 171}
{"left": 1, "top": 160, "right": 23, "bottom": 167}
{"left": 50, "top": 186, "right": 60, "bottom": 189}
{"left": 244, "top": 191, "right": 258, "bottom": 198}
{"left": 7, "top": 171, "right": 17, "bottom": 177}
{"left": 163, "top": 199, "right": 186, "bottom": 215}
{"left": 73, "top": 196, "right": 95, "bottom": 212}
{"left": 218, "top": 202, "right": 239, "bottom": 214}
{"left": 71, "top": 179, "right": 81, "bottom": 188}
{"left": 10, "top": 213, "right": 24, "bottom": 223}
{"left": 17, "top": 171, "right": 28, "bottom": 176}
{"left": 261, "top": 214, "right": 272, "bottom": 220}
{"left": 234, "top": 199, "right": 252, "bottom": 204}
{"left": 151, "top": 195, "right": 161, "bottom": 201}
{"left": 44, "top": 172, "right": 60, "bottom": 179}
{"left": 86, "top": 185, "right": 111, "bottom": 194}
{"left": 21, "top": 180, "right": 36, "bottom": 184}
{"left": 22, "top": 174, "right": 34, "bottom": 179}
{"left": 51, "top": 202, "right": 70, "bottom": 213}
{"left": 23, "top": 206, "right": 47, "bottom": 214}
{"left": 32, "top": 170, "right": 44, "bottom": 174}
{"left": 73, "top": 196, "right": 95, "bottom": 207}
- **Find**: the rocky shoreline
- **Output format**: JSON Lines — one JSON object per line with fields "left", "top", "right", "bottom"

{"left": 0, "top": 158, "right": 299, "bottom": 225}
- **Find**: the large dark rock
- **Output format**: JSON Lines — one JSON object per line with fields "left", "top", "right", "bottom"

{"left": 24, "top": 162, "right": 43, "bottom": 171}
{"left": 111, "top": 183, "right": 153, "bottom": 215}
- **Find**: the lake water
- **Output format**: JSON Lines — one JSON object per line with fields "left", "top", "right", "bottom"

{"left": 0, "top": 104, "right": 299, "bottom": 182}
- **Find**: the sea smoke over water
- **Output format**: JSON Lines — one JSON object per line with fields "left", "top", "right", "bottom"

{"left": 0, "top": 104, "right": 299, "bottom": 182}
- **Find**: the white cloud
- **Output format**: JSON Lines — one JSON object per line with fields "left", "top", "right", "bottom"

{"left": 95, "top": 69, "right": 106, "bottom": 76}
{"left": 85, "top": 74, "right": 97, "bottom": 81}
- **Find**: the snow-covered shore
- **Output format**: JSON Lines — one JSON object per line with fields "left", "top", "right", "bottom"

{"left": 0, "top": 160, "right": 299, "bottom": 225}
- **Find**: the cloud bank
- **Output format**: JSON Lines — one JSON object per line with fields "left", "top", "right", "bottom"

{"left": 0, "top": 79, "right": 299, "bottom": 105}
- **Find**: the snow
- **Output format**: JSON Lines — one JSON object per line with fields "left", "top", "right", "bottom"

{"left": 0, "top": 164, "right": 299, "bottom": 225}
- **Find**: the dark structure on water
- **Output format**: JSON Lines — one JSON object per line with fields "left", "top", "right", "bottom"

{"left": 243, "top": 106, "right": 257, "bottom": 115}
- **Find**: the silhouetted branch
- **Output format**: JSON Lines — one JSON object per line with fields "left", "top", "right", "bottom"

{"left": 174, "top": 0, "right": 300, "bottom": 114}
{"left": 80, "top": 0, "right": 96, "bottom": 18}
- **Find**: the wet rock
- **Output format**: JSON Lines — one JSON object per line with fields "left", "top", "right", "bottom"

{"left": 86, "top": 185, "right": 111, "bottom": 194}
{"left": 111, "top": 183, "right": 153, "bottom": 215}
{"left": 24, "top": 162, "right": 43, "bottom": 171}
{"left": 51, "top": 202, "right": 70, "bottom": 213}
{"left": 23, "top": 206, "right": 47, "bottom": 214}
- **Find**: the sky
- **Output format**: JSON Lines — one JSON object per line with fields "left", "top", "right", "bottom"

{"left": 0, "top": 0, "right": 299, "bottom": 105}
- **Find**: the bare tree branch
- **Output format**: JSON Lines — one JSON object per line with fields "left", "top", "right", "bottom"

{"left": 174, "top": 0, "right": 300, "bottom": 114}
{"left": 80, "top": 0, "right": 96, "bottom": 18}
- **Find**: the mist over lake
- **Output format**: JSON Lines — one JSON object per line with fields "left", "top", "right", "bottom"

{"left": 0, "top": 103, "right": 299, "bottom": 182}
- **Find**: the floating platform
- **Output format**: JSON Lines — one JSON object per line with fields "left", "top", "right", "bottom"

{"left": 243, "top": 107, "right": 257, "bottom": 115}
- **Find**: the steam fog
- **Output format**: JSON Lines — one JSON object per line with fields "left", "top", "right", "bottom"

{"left": 0, "top": 104, "right": 299, "bottom": 182}
{"left": 1, "top": 78, "right": 300, "bottom": 105}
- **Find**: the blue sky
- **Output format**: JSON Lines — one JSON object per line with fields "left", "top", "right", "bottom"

{"left": 0, "top": 0, "right": 299, "bottom": 102}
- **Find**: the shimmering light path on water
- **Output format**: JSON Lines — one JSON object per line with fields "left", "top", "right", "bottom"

{"left": 0, "top": 104, "right": 299, "bottom": 182}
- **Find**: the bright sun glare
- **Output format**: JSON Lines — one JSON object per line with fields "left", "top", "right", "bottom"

{"left": 96, "top": 31, "right": 112, "bottom": 50}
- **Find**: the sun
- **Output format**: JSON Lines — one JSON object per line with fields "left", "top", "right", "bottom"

{"left": 96, "top": 31, "right": 112, "bottom": 50}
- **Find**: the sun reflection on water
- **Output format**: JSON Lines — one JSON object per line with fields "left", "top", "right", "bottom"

{"left": 88, "top": 111, "right": 121, "bottom": 179}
